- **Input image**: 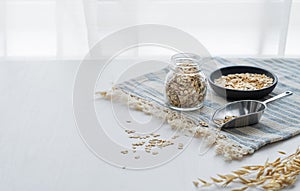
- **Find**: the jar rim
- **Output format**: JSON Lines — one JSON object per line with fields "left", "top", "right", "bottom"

{"left": 171, "top": 53, "right": 201, "bottom": 64}
{"left": 169, "top": 53, "right": 201, "bottom": 73}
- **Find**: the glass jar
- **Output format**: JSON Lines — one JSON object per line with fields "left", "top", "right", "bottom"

{"left": 165, "top": 53, "right": 207, "bottom": 111}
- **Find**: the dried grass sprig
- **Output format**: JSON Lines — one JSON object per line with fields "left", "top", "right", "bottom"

{"left": 193, "top": 147, "right": 300, "bottom": 191}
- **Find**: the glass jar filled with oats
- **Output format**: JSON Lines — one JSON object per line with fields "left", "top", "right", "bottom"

{"left": 165, "top": 53, "right": 207, "bottom": 111}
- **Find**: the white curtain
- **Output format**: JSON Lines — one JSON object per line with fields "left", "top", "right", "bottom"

{"left": 0, "top": 0, "right": 299, "bottom": 60}
{"left": 0, "top": 0, "right": 88, "bottom": 60}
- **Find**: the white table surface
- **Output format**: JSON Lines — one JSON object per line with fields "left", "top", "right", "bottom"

{"left": 1, "top": 60, "right": 300, "bottom": 191}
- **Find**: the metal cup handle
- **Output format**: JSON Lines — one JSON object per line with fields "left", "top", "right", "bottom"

{"left": 263, "top": 91, "right": 293, "bottom": 105}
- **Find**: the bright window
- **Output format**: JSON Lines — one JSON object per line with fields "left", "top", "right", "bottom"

{"left": 0, "top": 0, "right": 299, "bottom": 59}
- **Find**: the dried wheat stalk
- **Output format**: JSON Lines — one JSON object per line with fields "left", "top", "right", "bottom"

{"left": 193, "top": 147, "right": 300, "bottom": 191}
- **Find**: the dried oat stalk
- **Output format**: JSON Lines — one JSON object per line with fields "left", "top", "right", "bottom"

{"left": 193, "top": 148, "right": 300, "bottom": 191}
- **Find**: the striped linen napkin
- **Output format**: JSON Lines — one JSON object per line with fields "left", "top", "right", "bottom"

{"left": 100, "top": 58, "right": 300, "bottom": 160}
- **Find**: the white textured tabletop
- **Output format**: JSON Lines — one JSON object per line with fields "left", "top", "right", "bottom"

{"left": 1, "top": 60, "right": 299, "bottom": 191}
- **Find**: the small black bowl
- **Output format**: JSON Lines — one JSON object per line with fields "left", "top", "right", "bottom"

{"left": 209, "top": 66, "right": 278, "bottom": 100}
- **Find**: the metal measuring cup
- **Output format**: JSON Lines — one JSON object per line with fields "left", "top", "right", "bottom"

{"left": 212, "top": 91, "right": 293, "bottom": 129}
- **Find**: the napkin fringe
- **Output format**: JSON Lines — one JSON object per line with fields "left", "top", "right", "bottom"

{"left": 97, "top": 88, "right": 254, "bottom": 160}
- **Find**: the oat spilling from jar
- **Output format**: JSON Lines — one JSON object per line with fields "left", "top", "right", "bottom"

{"left": 214, "top": 73, "right": 273, "bottom": 90}
{"left": 165, "top": 63, "right": 207, "bottom": 108}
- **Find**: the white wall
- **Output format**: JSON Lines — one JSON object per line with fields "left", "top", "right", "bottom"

{"left": 0, "top": 0, "right": 299, "bottom": 59}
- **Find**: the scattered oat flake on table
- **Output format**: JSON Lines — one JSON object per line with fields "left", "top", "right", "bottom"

{"left": 150, "top": 133, "right": 161, "bottom": 137}
{"left": 145, "top": 148, "right": 151, "bottom": 153}
{"left": 125, "top": 129, "right": 135, "bottom": 134}
{"left": 278, "top": 151, "right": 286, "bottom": 155}
{"left": 132, "top": 141, "right": 145, "bottom": 147}
{"left": 178, "top": 143, "right": 183, "bottom": 149}
{"left": 129, "top": 135, "right": 140, "bottom": 139}
{"left": 152, "top": 151, "right": 159, "bottom": 155}
{"left": 172, "top": 135, "right": 180, "bottom": 139}
{"left": 120, "top": 150, "right": 128, "bottom": 154}
{"left": 134, "top": 156, "right": 140, "bottom": 159}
